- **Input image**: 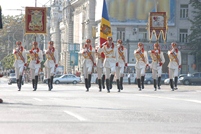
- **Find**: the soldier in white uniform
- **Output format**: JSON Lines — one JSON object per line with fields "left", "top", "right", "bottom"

{"left": 81, "top": 39, "right": 96, "bottom": 92}
{"left": 98, "top": 37, "right": 118, "bottom": 93}
{"left": 134, "top": 42, "right": 149, "bottom": 91}
{"left": 13, "top": 41, "right": 27, "bottom": 91}
{"left": 149, "top": 43, "right": 165, "bottom": 91}
{"left": 95, "top": 44, "right": 106, "bottom": 92}
{"left": 28, "top": 41, "right": 43, "bottom": 91}
{"left": 168, "top": 42, "right": 181, "bottom": 91}
{"left": 44, "top": 41, "right": 58, "bottom": 91}
{"left": 116, "top": 39, "right": 127, "bottom": 92}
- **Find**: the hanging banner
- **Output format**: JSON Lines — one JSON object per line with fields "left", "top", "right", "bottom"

{"left": 25, "top": 7, "right": 47, "bottom": 34}
{"left": 148, "top": 12, "right": 168, "bottom": 42}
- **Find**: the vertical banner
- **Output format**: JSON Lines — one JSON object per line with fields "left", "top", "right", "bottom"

{"left": 0, "top": 6, "right": 3, "bottom": 29}
{"left": 25, "top": 7, "right": 47, "bottom": 34}
{"left": 100, "top": 0, "right": 112, "bottom": 45}
{"left": 148, "top": 12, "right": 168, "bottom": 42}
{"left": 70, "top": 53, "right": 78, "bottom": 66}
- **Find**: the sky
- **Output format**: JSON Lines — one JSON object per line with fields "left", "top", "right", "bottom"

{"left": 0, "top": 0, "right": 51, "bottom": 16}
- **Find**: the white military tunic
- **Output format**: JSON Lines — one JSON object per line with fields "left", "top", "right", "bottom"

{"left": 116, "top": 45, "right": 127, "bottom": 78}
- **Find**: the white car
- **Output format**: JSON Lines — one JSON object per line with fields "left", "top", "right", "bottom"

{"left": 53, "top": 74, "right": 81, "bottom": 84}
{"left": 164, "top": 78, "right": 181, "bottom": 85}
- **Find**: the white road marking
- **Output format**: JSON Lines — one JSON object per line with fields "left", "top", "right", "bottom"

{"left": 64, "top": 111, "right": 88, "bottom": 122}
{"left": 33, "top": 98, "right": 43, "bottom": 102}
{"left": 136, "top": 94, "right": 201, "bottom": 104}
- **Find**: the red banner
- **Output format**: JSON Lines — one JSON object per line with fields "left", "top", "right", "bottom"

{"left": 25, "top": 7, "right": 47, "bottom": 34}
{"left": 148, "top": 12, "right": 167, "bottom": 42}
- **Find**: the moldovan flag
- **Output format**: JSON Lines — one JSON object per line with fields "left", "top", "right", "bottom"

{"left": 100, "top": 0, "right": 112, "bottom": 45}
{"left": 0, "top": 6, "right": 3, "bottom": 29}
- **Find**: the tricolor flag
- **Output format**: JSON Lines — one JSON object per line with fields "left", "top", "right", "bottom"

{"left": 0, "top": 6, "right": 3, "bottom": 29}
{"left": 100, "top": 0, "right": 112, "bottom": 45}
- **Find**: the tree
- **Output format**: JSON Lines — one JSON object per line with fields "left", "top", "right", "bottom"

{"left": 188, "top": 0, "right": 201, "bottom": 71}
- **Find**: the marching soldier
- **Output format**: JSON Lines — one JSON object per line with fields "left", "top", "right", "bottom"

{"left": 116, "top": 39, "right": 127, "bottom": 92}
{"left": 81, "top": 39, "right": 96, "bottom": 92}
{"left": 28, "top": 41, "right": 43, "bottom": 91}
{"left": 149, "top": 42, "right": 165, "bottom": 91}
{"left": 44, "top": 41, "right": 58, "bottom": 91}
{"left": 95, "top": 44, "right": 106, "bottom": 92}
{"left": 98, "top": 36, "right": 118, "bottom": 93}
{"left": 13, "top": 41, "right": 27, "bottom": 91}
{"left": 168, "top": 42, "right": 181, "bottom": 91}
{"left": 134, "top": 42, "right": 149, "bottom": 91}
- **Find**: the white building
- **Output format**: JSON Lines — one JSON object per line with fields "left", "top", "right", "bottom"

{"left": 49, "top": 0, "right": 197, "bottom": 74}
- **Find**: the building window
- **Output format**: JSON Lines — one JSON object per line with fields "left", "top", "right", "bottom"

{"left": 117, "top": 28, "right": 125, "bottom": 41}
{"left": 180, "top": 4, "right": 188, "bottom": 19}
{"left": 179, "top": 29, "right": 188, "bottom": 43}
{"left": 138, "top": 28, "right": 147, "bottom": 41}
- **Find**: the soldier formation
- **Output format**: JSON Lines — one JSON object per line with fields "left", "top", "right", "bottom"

{"left": 12, "top": 38, "right": 181, "bottom": 93}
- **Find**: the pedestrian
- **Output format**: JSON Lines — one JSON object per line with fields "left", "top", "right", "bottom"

{"left": 134, "top": 42, "right": 149, "bottom": 91}
{"left": 44, "top": 41, "right": 58, "bottom": 91}
{"left": 116, "top": 39, "right": 127, "bottom": 92}
{"left": 128, "top": 73, "right": 131, "bottom": 84}
{"left": 148, "top": 42, "right": 165, "bottom": 91}
{"left": 81, "top": 39, "right": 96, "bottom": 92}
{"left": 168, "top": 42, "right": 181, "bottom": 91}
{"left": 98, "top": 36, "right": 118, "bottom": 93}
{"left": 13, "top": 41, "right": 27, "bottom": 91}
{"left": 28, "top": 41, "right": 43, "bottom": 91}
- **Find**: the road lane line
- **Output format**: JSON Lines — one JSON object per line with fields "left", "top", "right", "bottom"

{"left": 64, "top": 111, "right": 88, "bottom": 121}
{"left": 33, "top": 98, "right": 43, "bottom": 102}
{"left": 136, "top": 94, "right": 201, "bottom": 104}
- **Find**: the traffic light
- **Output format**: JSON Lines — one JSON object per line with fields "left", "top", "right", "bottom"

{"left": 0, "top": 6, "right": 2, "bottom": 29}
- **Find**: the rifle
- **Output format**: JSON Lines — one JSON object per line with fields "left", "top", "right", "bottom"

{"left": 170, "top": 49, "right": 179, "bottom": 65}
{"left": 86, "top": 48, "right": 95, "bottom": 65}
{"left": 15, "top": 48, "right": 25, "bottom": 63}
{"left": 118, "top": 49, "right": 125, "bottom": 63}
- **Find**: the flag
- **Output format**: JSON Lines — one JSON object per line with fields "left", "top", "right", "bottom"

{"left": 100, "top": 0, "right": 112, "bottom": 45}
{"left": 0, "top": 6, "right": 3, "bottom": 29}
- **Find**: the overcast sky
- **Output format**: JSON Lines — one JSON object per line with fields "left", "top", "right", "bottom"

{"left": 0, "top": 0, "right": 51, "bottom": 16}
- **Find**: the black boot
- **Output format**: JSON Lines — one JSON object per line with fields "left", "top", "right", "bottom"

{"left": 32, "top": 79, "right": 35, "bottom": 89}
{"left": 120, "top": 77, "right": 123, "bottom": 90}
{"left": 170, "top": 79, "right": 174, "bottom": 91}
{"left": 88, "top": 74, "right": 91, "bottom": 88}
{"left": 102, "top": 75, "right": 105, "bottom": 89}
{"left": 106, "top": 79, "right": 110, "bottom": 93}
{"left": 50, "top": 76, "right": 54, "bottom": 90}
{"left": 154, "top": 79, "right": 157, "bottom": 91}
{"left": 16, "top": 79, "right": 20, "bottom": 90}
{"left": 48, "top": 79, "right": 51, "bottom": 91}
{"left": 158, "top": 77, "right": 161, "bottom": 89}
{"left": 98, "top": 79, "right": 102, "bottom": 92}
{"left": 33, "top": 76, "right": 38, "bottom": 91}
{"left": 137, "top": 79, "right": 141, "bottom": 91}
{"left": 85, "top": 78, "right": 89, "bottom": 92}
{"left": 109, "top": 74, "right": 114, "bottom": 89}
{"left": 174, "top": 77, "right": 178, "bottom": 90}
{"left": 18, "top": 75, "right": 22, "bottom": 91}
{"left": 141, "top": 76, "right": 145, "bottom": 89}
{"left": 116, "top": 79, "right": 120, "bottom": 92}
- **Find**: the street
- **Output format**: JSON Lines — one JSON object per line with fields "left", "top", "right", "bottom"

{"left": 0, "top": 77, "right": 201, "bottom": 134}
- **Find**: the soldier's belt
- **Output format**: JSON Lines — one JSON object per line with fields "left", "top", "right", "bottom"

{"left": 15, "top": 57, "right": 22, "bottom": 60}
{"left": 47, "top": 57, "right": 54, "bottom": 60}
{"left": 170, "top": 59, "right": 177, "bottom": 61}
{"left": 106, "top": 56, "right": 115, "bottom": 58}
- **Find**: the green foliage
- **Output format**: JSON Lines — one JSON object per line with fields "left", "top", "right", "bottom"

{"left": 188, "top": 0, "right": 201, "bottom": 68}
{"left": 1, "top": 54, "right": 14, "bottom": 69}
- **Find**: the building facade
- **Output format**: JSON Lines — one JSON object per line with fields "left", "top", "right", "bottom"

{"left": 49, "top": 0, "right": 197, "bottom": 74}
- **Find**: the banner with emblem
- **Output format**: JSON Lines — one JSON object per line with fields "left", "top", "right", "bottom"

{"left": 25, "top": 7, "right": 47, "bottom": 34}
{"left": 148, "top": 12, "right": 168, "bottom": 42}
{"left": 100, "top": 0, "right": 112, "bottom": 45}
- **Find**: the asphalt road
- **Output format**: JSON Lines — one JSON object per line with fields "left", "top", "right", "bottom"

{"left": 0, "top": 77, "right": 201, "bottom": 134}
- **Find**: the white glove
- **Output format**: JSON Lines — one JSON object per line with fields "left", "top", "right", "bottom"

{"left": 155, "top": 50, "right": 159, "bottom": 53}
{"left": 33, "top": 50, "right": 37, "bottom": 53}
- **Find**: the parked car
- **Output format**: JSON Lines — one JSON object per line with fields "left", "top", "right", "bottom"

{"left": 43, "top": 74, "right": 62, "bottom": 84}
{"left": 164, "top": 74, "right": 187, "bottom": 85}
{"left": 144, "top": 76, "right": 153, "bottom": 84}
{"left": 179, "top": 72, "right": 201, "bottom": 85}
{"left": 53, "top": 74, "right": 81, "bottom": 84}
{"left": 8, "top": 73, "right": 24, "bottom": 85}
